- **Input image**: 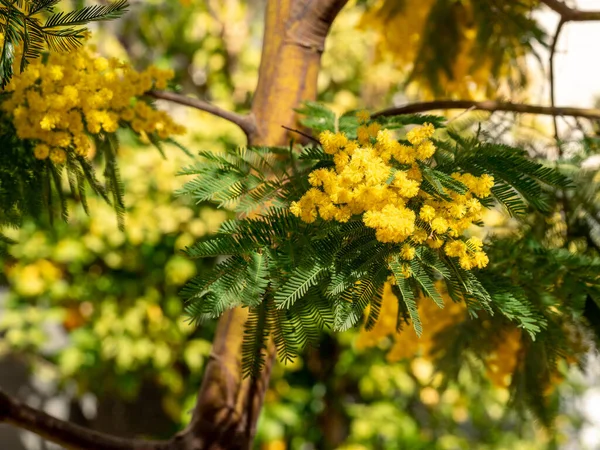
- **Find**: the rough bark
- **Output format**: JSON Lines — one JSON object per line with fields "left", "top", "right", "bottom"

{"left": 250, "top": 0, "right": 348, "bottom": 145}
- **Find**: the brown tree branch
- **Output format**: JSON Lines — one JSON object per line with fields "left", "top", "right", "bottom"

{"left": 372, "top": 100, "right": 600, "bottom": 121}
{"left": 539, "top": 0, "right": 600, "bottom": 21}
{"left": 147, "top": 90, "right": 257, "bottom": 139}
{"left": 549, "top": 18, "right": 566, "bottom": 145}
{"left": 0, "top": 388, "right": 174, "bottom": 450}
{"left": 542, "top": 0, "right": 600, "bottom": 145}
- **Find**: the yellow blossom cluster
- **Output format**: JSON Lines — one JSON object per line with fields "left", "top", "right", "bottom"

{"left": 359, "top": 0, "right": 536, "bottom": 99}
{"left": 354, "top": 281, "right": 400, "bottom": 350}
{"left": 484, "top": 328, "right": 522, "bottom": 388}
{"left": 1, "top": 45, "right": 185, "bottom": 164}
{"left": 356, "top": 282, "right": 522, "bottom": 389}
{"left": 356, "top": 281, "right": 465, "bottom": 359}
{"left": 290, "top": 115, "right": 494, "bottom": 270}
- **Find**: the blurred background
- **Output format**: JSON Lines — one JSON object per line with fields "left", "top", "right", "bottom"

{"left": 1, "top": 0, "right": 600, "bottom": 449}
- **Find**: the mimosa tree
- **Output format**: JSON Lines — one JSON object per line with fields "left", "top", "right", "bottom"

{"left": 1, "top": 1, "right": 600, "bottom": 449}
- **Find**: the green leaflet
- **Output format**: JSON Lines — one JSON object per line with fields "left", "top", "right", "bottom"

{"left": 241, "top": 252, "right": 270, "bottom": 307}
{"left": 389, "top": 261, "right": 422, "bottom": 337}
{"left": 410, "top": 259, "right": 445, "bottom": 309}
{"left": 334, "top": 276, "right": 377, "bottom": 332}
{"left": 419, "top": 163, "right": 468, "bottom": 201}
{"left": 242, "top": 301, "right": 269, "bottom": 378}
{"left": 274, "top": 264, "right": 328, "bottom": 310}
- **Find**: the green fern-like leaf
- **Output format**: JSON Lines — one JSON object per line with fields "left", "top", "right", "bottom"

{"left": 242, "top": 301, "right": 269, "bottom": 378}
{"left": 454, "top": 141, "right": 571, "bottom": 215}
{"left": 333, "top": 276, "right": 378, "bottom": 332}
{"left": 44, "top": 0, "right": 128, "bottom": 29}
{"left": 296, "top": 101, "right": 336, "bottom": 133}
{"left": 182, "top": 256, "right": 249, "bottom": 322}
{"left": 100, "top": 134, "right": 125, "bottom": 230}
{"left": 274, "top": 263, "right": 328, "bottom": 309}
{"left": 410, "top": 259, "right": 445, "bottom": 309}
{"left": 267, "top": 303, "right": 297, "bottom": 364}
{"left": 390, "top": 260, "right": 423, "bottom": 336}
{"left": 238, "top": 251, "right": 270, "bottom": 307}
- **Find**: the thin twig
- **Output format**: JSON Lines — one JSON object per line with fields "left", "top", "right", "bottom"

{"left": 540, "top": 0, "right": 600, "bottom": 21}
{"left": 281, "top": 125, "right": 320, "bottom": 144}
{"left": 445, "top": 105, "right": 477, "bottom": 125}
{"left": 549, "top": 18, "right": 566, "bottom": 147}
{"left": 540, "top": 0, "right": 600, "bottom": 149}
{"left": 372, "top": 100, "right": 600, "bottom": 121}
{"left": 148, "top": 90, "right": 256, "bottom": 138}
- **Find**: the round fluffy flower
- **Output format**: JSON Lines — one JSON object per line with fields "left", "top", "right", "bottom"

{"left": 290, "top": 201, "right": 302, "bottom": 217}
{"left": 430, "top": 217, "right": 448, "bottom": 234}
{"left": 319, "top": 130, "right": 340, "bottom": 154}
{"left": 363, "top": 204, "right": 416, "bottom": 243}
{"left": 459, "top": 256, "right": 475, "bottom": 270}
{"left": 34, "top": 143, "right": 50, "bottom": 160}
{"left": 467, "top": 236, "right": 484, "bottom": 251}
{"left": 406, "top": 123, "right": 435, "bottom": 145}
{"left": 444, "top": 240, "right": 468, "bottom": 258}
{"left": 393, "top": 171, "right": 420, "bottom": 198}
{"left": 472, "top": 174, "right": 495, "bottom": 198}
{"left": 400, "top": 244, "right": 416, "bottom": 260}
{"left": 419, "top": 205, "right": 436, "bottom": 222}
{"left": 49, "top": 148, "right": 66, "bottom": 164}
{"left": 357, "top": 126, "right": 370, "bottom": 145}
{"left": 427, "top": 237, "right": 444, "bottom": 249}
{"left": 356, "top": 110, "right": 370, "bottom": 123}
{"left": 472, "top": 251, "right": 489, "bottom": 268}
{"left": 415, "top": 140, "right": 436, "bottom": 160}
{"left": 412, "top": 229, "right": 428, "bottom": 244}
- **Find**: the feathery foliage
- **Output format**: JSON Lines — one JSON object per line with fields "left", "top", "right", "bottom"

{"left": 433, "top": 132, "right": 572, "bottom": 216}
{"left": 179, "top": 103, "right": 574, "bottom": 378}
{"left": 0, "top": 107, "right": 104, "bottom": 249}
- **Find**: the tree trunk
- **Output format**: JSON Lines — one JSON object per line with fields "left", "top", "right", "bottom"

{"left": 176, "top": 1, "right": 348, "bottom": 449}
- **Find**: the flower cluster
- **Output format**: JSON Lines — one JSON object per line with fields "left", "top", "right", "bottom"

{"left": 355, "top": 281, "right": 466, "bottom": 358}
{"left": 356, "top": 281, "right": 584, "bottom": 396}
{"left": 290, "top": 114, "right": 494, "bottom": 270}
{"left": 484, "top": 328, "right": 522, "bottom": 388}
{"left": 356, "top": 281, "right": 521, "bottom": 389}
{"left": 1, "top": 44, "right": 185, "bottom": 164}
